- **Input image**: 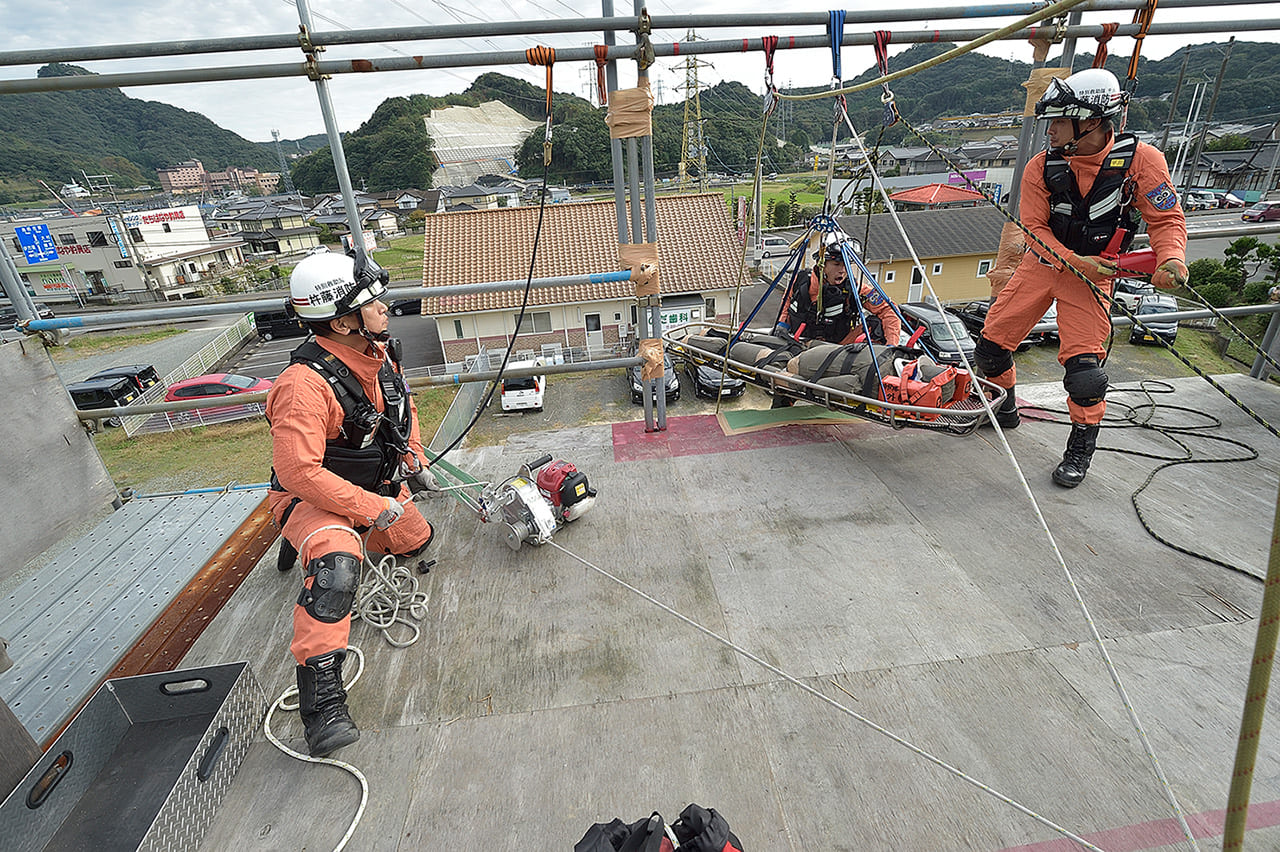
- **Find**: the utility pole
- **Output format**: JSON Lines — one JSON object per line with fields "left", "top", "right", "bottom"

{"left": 1182, "top": 36, "right": 1235, "bottom": 197}
{"left": 1158, "top": 46, "right": 1192, "bottom": 153}
{"left": 271, "top": 129, "right": 298, "bottom": 196}
{"left": 676, "top": 29, "right": 710, "bottom": 194}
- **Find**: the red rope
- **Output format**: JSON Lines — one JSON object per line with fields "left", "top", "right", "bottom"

{"left": 1093, "top": 22, "right": 1120, "bottom": 68}
{"left": 594, "top": 45, "right": 608, "bottom": 106}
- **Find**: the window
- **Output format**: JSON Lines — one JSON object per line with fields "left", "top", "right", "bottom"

{"left": 911, "top": 267, "right": 924, "bottom": 286}
{"left": 58, "top": 233, "right": 77, "bottom": 245}
{"left": 514, "top": 311, "right": 551, "bottom": 334}
{"left": 87, "top": 231, "right": 109, "bottom": 247}
{"left": 883, "top": 270, "right": 896, "bottom": 283}
{"left": 128, "top": 228, "right": 143, "bottom": 242}
{"left": 977, "top": 259, "right": 993, "bottom": 277}
{"left": 113, "top": 260, "right": 132, "bottom": 268}
{"left": 932, "top": 263, "right": 943, "bottom": 275}
{"left": 704, "top": 298, "right": 716, "bottom": 318}
{"left": 453, "top": 319, "right": 463, "bottom": 339}
{"left": 162, "top": 223, "right": 172, "bottom": 233}
{"left": 10, "top": 238, "right": 19, "bottom": 253}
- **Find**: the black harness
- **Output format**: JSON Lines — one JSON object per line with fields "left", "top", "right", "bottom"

{"left": 788, "top": 270, "right": 856, "bottom": 343}
{"left": 272, "top": 338, "right": 414, "bottom": 497}
{"left": 1044, "top": 132, "right": 1139, "bottom": 257}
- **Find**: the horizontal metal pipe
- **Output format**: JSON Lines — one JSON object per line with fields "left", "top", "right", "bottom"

{"left": 0, "top": 0, "right": 1264, "bottom": 68}
{"left": 21, "top": 270, "right": 634, "bottom": 332}
{"left": 2, "top": 18, "right": 1275, "bottom": 94}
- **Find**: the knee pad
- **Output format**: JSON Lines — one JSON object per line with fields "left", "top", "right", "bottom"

{"left": 1062, "top": 354, "right": 1108, "bottom": 407}
{"left": 974, "top": 335, "right": 1014, "bottom": 378}
{"left": 297, "top": 551, "right": 361, "bottom": 623}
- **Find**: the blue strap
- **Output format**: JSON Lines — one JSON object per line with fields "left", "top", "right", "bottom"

{"left": 828, "top": 10, "right": 845, "bottom": 80}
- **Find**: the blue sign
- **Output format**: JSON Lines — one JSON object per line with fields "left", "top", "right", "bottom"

{"left": 15, "top": 224, "right": 59, "bottom": 264}
{"left": 107, "top": 218, "right": 129, "bottom": 259}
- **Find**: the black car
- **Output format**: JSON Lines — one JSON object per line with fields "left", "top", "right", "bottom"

{"left": 899, "top": 302, "right": 977, "bottom": 366}
{"left": 627, "top": 354, "right": 680, "bottom": 403}
{"left": 84, "top": 364, "right": 160, "bottom": 394}
{"left": 66, "top": 375, "right": 139, "bottom": 426}
{"left": 390, "top": 299, "right": 422, "bottom": 316}
{"left": 684, "top": 360, "right": 745, "bottom": 399}
{"left": 253, "top": 309, "right": 308, "bottom": 340}
{"left": 953, "top": 300, "right": 1055, "bottom": 350}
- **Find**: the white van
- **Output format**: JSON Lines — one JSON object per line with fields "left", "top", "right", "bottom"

{"left": 500, "top": 360, "right": 546, "bottom": 411}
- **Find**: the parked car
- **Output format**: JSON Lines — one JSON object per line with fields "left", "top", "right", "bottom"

{"left": 0, "top": 302, "right": 55, "bottom": 326}
{"left": 1129, "top": 295, "right": 1179, "bottom": 345}
{"left": 1220, "top": 192, "right": 1246, "bottom": 208}
{"left": 389, "top": 299, "right": 422, "bottom": 316}
{"left": 1113, "top": 277, "right": 1156, "bottom": 313}
{"left": 684, "top": 360, "right": 745, "bottom": 399}
{"left": 759, "top": 236, "right": 792, "bottom": 258}
{"left": 953, "top": 300, "right": 1056, "bottom": 349}
{"left": 253, "top": 309, "right": 307, "bottom": 340}
{"left": 66, "top": 375, "right": 139, "bottom": 426}
{"left": 627, "top": 353, "right": 680, "bottom": 403}
{"left": 1242, "top": 201, "right": 1280, "bottom": 222}
{"left": 899, "top": 302, "right": 977, "bottom": 366}
{"left": 499, "top": 360, "right": 546, "bottom": 412}
{"left": 84, "top": 364, "right": 160, "bottom": 394}
{"left": 165, "top": 373, "right": 273, "bottom": 402}
{"left": 1183, "top": 190, "right": 1219, "bottom": 211}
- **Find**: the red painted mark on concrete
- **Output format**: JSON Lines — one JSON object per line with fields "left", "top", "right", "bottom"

{"left": 997, "top": 798, "right": 1280, "bottom": 852}
{"left": 611, "top": 413, "right": 873, "bottom": 463}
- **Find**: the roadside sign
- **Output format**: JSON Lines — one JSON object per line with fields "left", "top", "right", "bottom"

{"left": 15, "top": 224, "right": 59, "bottom": 263}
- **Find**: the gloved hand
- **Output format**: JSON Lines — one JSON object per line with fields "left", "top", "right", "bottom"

{"left": 373, "top": 496, "right": 404, "bottom": 530}
{"left": 772, "top": 322, "right": 792, "bottom": 340}
{"left": 1150, "top": 258, "right": 1188, "bottom": 289}
{"left": 409, "top": 467, "right": 442, "bottom": 496}
{"left": 1070, "top": 252, "right": 1118, "bottom": 282}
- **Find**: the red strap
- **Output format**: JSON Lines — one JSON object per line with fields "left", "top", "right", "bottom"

{"left": 1092, "top": 22, "right": 1119, "bottom": 68}
{"left": 873, "top": 30, "right": 892, "bottom": 76}
{"left": 593, "top": 45, "right": 609, "bottom": 106}
{"left": 762, "top": 35, "right": 778, "bottom": 78}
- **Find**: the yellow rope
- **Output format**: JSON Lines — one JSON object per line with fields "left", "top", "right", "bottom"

{"left": 777, "top": 0, "right": 1093, "bottom": 103}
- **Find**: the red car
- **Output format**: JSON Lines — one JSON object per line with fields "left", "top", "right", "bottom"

{"left": 1242, "top": 201, "right": 1280, "bottom": 222}
{"left": 165, "top": 373, "right": 272, "bottom": 402}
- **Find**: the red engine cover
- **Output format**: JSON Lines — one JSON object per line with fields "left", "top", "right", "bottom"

{"left": 536, "top": 460, "right": 578, "bottom": 507}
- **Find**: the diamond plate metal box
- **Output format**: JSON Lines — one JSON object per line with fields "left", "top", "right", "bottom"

{"left": 0, "top": 661, "right": 265, "bottom": 852}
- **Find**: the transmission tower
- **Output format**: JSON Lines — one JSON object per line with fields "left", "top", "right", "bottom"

{"left": 676, "top": 30, "right": 710, "bottom": 194}
{"left": 271, "top": 129, "right": 298, "bottom": 195}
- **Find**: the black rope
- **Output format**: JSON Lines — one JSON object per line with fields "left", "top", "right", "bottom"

{"left": 1025, "top": 380, "right": 1265, "bottom": 581}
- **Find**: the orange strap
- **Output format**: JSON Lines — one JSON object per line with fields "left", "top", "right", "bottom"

{"left": 1093, "top": 22, "right": 1120, "bottom": 68}
{"left": 1127, "top": 0, "right": 1158, "bottom": 84}
{"left": 526, "top": 46, "right": 556, "bottom": 164}
{"left": 594, "top": 45, "right": 609, "bottom": 106}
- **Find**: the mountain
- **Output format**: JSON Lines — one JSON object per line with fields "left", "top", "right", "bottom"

{"left": 1, "top": 42, "right": 1276, "bottom": 203}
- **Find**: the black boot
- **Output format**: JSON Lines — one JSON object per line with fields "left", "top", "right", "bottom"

{"left": 1052, "top": 423, "right": 1100, "bottom": 488}
{"left": 995, "top": 384, "right": 1020, "bottom": 429}
{"left": 296, "top": 650, "right": 359, "bottom": 757}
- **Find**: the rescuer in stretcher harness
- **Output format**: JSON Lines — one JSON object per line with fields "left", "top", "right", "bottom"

{"left": 975, "top": 68, "right": 1188, "bottom": 487}
{"left": 266, "top": 250, "right": 438, "bottom": 757}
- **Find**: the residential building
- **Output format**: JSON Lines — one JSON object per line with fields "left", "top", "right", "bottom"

{"left": 440, "top": 183, "right": 520, "bottom": 210}
{"left": 157, "top": 159, "right": 206, "bottom": 194}
{"left": 4, "top": 205, "right": 246, "bottom": 303}
{"left": 889, "top": 184, "right": 987, "bottom": 210}
{"left": 421, "top": 193, "right": 745, "bottom": 364}
{"left": 212, "top": 198, "right": 321, "bottom": 257}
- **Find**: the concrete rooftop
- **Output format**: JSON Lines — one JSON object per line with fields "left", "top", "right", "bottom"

{"left": 173, "top": 373, "right": 1280, "bottom": 851}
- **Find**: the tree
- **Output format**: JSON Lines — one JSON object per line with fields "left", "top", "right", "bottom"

{"left": 1223, "top": 236, "right": 1274, "bottom": 294}
{"left": 1205, "top": 134, "right": 1253, "bottom": 152}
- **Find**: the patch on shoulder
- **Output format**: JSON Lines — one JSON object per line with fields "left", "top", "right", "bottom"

{"left": 863, "top": 289, "right": 886, "bottom": 306}
{"left": 1146, "top": 181, "right": 1178, "bottom": 211}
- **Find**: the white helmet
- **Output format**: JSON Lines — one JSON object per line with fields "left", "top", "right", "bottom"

{"left": 288, "top": 250, "right": 388, "bottom": 321}
{"left": 1036, "top": 68, "right": 1127, "bottom": 120}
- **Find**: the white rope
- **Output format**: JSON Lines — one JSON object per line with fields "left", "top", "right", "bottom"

{"left": 263, "top": 645, "right": 370, "bottom": 852}
{"left": 548, "top": 541, "right": 1107, "bottom": 852}
{"left": 353, "top": 551, "right": 430, "bottom": 647}
{"left": 839, "top": 107, "right": 1199, "bottom": 852}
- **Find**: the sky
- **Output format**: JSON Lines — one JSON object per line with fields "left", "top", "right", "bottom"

{"left": 0, "top": 0, "right": 1273, "bottom": 143}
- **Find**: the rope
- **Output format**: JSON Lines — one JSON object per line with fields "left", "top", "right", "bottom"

{"left": 547, "top": 541, "right": 1107, "bottom": 851}
{"left": 779, "top": 0, "right": 1093, "bottom": 104}
{"left": 834, "top": 103, "right": 1202, "bottom": 849}
{"left": 353, "top": 549, "right": 430, "bottom": 647}
{"left": 526, "top": 45, "right": 555, "bottom": 165}
{"left": 263, "top": 646, "right": 370, "bottom": 852}
{"left": 594, "top": 45, "right": 609, "bottom": 106}
{"left": 1092, "top": 22, "right": 1120, "bottom": 68}
{"left": 1224, "top": 480, "right": 1280, "bottom": 848}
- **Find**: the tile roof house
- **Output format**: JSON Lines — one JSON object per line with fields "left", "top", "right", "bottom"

{"left": 836, "top": 205, "right": 1007, "bottom": 303}
{"left": 889, "top": 183, "right": 987, "bottom": 210}
{"left": 421, "top": 193, "right": 747, "bottom": 362}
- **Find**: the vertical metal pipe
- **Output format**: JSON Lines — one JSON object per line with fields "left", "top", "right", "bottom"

{"left": 0, "top": 250, "right": 33, "bottom": 321}
{"left": 1251, "top": 311, "right": 1280, "bottom": 381}
{"left": 627, "top": 137, "right": 643, "bottom": 244}
{"left": 1009, "top": 12, "right": 1080, "bottom": 217}
{"left": 604, "top": 0, "right": 628, "bottom": 239}
{"left": 295, "top": 0, "right": 368, "bottom": 263}
{"left": 1183, "top": 35, "right": 1235, "bottom": 198}
{"left": 642, "top": 136, "right": 658, "bottom": 243}
{"left": 1159, "top": 47, "right": 1192, "bottom": 152}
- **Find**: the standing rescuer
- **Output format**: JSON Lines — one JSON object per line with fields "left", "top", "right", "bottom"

{"left": 267, "top": 250, "right": 437, "bottom": 757}
{"left": 975, "top": 68, "right": 1188, "bottom": 487}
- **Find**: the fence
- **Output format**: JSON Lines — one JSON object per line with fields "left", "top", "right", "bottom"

{"left": 120, "top": 312, "right": 258, "bottom": 436}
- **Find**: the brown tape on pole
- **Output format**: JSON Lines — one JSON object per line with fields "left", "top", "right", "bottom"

{"left": 619, "top": 242, "right": 660, "bottom": 297}
{"left": 605, "top": 84, "right": 654, "bottom": 139}
{"left": 638, "top": 337, "right": 664, "bottom": 381}
{"left": 1022, "top": 67, "right": 1070, "bottom": 116}
{"left": 987, "top": 221, "right": 1027, "bottom": 300}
